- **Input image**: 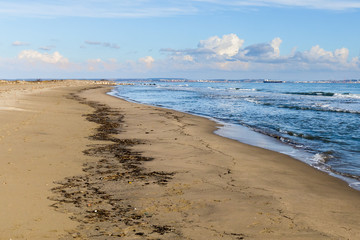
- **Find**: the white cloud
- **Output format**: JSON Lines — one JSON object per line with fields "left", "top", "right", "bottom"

{"left": 193, "top": 0, "right": 360, "bottom": 11}
{"left": 39, "top": 45, "right": 56, "bottom": 51}
{"left": 0, "top": 1, "right": 197, "bottom": 19}
{"left": 84, "top": 41, "right": 120, "bottom": 49}
{"left": 302, "top": 45, "right": 334, "bottom": 61}
{"left": 334, "top": 48, "right": 349, "bottom": 63}
{"left": 102, "top": 42, "right": 120, "bottom": 49}
{"left": 85, "top": 41, "right": 102, "bottom": 45}
{"left": 183, "top": 55, "right": 194, "bottom": 62}
{"left": 0, "top": 49, "right": 76, "bottom": 77}
{"left": 162, "top": 34, "right": 360, "bottom": 73}
{"left": 270, "top": 37, "right": 282, "bottom": 57}
{"left": 198, "top": 34, "right": 244, "bottom": 57}
{"left": 172, "top": 35, "right": 283, "bottom": 63}
{"left": 18, "top": 50, "right": 69, "bottom": 64}
{"left": 139, "top": 56, "right": 155, "bottom": 68}
{"left": 12, "top": 41, "right": 29, "bottom": 46}
{"left": 1, "top": 0, "right": 358, "bottom": 20}
{"left": 239, "top": 37, "right": 282, "bottom": 60}
{"left": 87, "top": 58, "right": 103, "bottom": 71}
{"left": 294, "top": 45, "right": 351, "bottom": 66}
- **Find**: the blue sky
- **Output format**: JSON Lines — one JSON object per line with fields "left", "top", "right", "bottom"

{"left": 1, "top": 0, "right": 360, "bottom": 80}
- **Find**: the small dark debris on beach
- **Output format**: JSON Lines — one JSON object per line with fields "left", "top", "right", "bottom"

{"left": 151, "top": 225, "right": 174, "bottom": 235}
{"left": 50, "top": 87, "right": 178, "bottom": 239}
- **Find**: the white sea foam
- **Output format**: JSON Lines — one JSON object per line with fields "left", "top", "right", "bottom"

{"left": 244, "top": 98, "right": 261, "bottom": 104}
{"left": 334, "top": 93, "right": 360, "bottom": 99}
{"left": 313, "top": 153, "right": 327, "bottom": 163}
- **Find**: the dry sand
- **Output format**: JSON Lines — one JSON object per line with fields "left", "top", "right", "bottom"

{"left": 1, "top": 80, "right": 360, "bottom": 239}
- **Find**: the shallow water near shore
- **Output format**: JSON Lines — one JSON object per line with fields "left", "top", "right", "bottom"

{"left": 110, "top": 80, "right": 360, "bottom": 189}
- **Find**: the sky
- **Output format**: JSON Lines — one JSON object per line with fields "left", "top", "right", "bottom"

{"left": 0, "top": 0, "right": 360, "bottom": 81}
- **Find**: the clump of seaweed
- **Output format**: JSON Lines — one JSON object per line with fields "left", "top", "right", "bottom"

{"left": 50, "top": 88, "right": 178, "bottom": 239}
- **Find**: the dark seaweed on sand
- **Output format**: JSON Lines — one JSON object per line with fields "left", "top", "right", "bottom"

{"left": 49, "top": 87, "right": 178, "bottom": 239}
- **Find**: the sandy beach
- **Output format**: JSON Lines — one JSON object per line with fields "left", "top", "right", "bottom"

{"left": 1, "top": 80, "right": 360, "bottom": 239}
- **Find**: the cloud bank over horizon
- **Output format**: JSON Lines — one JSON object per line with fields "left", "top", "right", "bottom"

{"left": 161, "top": 34, "right": 359, "bottom": 74}
{"left": 1, "top": 34, "right": 359, "bottom": 80}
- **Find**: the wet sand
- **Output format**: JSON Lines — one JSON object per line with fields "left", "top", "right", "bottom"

{"left": 1, "top": 80, "right": 360, "bottom": 239}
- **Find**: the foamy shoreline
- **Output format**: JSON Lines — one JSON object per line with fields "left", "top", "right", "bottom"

{"left": 108, "top": 85, "right": 360, "bottom": 191}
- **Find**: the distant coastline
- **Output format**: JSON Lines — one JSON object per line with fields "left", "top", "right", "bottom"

{"left": 2, "top": 78, "right": 360, "bottom": 84}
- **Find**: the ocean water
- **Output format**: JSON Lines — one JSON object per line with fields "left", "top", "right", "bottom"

{"left": 110, "top": 80, "right": 360, "bottom": 189}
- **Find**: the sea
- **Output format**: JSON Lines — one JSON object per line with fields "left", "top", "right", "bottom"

{"left": 109, "top": 79, "right": 360, "bottom": 190}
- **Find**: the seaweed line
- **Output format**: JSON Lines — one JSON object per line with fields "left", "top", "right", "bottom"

{"left": 50, "top": 87, "right": 178, "bottom": 239}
